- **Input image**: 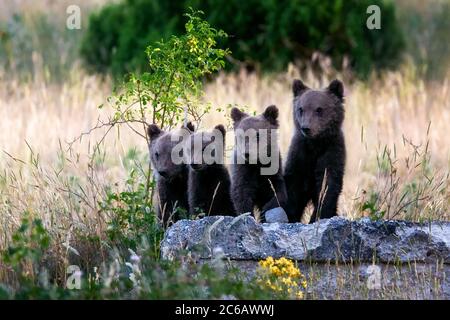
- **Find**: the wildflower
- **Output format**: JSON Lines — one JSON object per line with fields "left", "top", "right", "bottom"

{"left": 257, "top": 256, "right": 308, "bottom": 300}
{"left": 128, "top": 248, "right": 140, "bottom": 263}
{"left": 188, "top": 36, "right": 199, "bottom": 53}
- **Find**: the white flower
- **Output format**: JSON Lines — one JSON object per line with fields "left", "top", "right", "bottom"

{"left": 128, "top": 248, "right": 141, "bottom": 263}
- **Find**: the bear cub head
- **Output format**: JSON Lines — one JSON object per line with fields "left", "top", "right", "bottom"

{"left": 185, "top": 124, "right": 227, "bottom": 171}
{"left": 147, "top": 122, "right": 194, "bottom": 180}
{"left": 292, "top": 79, "right": 344, "bottom": 139}
{"left": 231, "top": 105, "right": 280, "bottom": 164}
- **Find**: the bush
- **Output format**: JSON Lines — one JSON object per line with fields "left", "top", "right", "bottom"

{"left": 80, "top": 0, "right": 404, "bottom": 78}
{"left": 80, "top": 0, "right": 188, "bottom": 76}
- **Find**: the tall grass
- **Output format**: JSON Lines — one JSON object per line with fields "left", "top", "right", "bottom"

{"left": 0, "top": 0, "right": 449, "bottom": 295}
{"left": 1, "top": 64, "right": 449, "bottom": 233}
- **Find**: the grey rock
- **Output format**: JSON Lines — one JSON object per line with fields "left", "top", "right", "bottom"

{"left": 161, "top": 215, "right": 450, "bottom": 264}
{"left": 264, "top": 207, "right": 289, "bottom": 223}
{"left": 217, "top": 260, "right": 450, "bottom": 299}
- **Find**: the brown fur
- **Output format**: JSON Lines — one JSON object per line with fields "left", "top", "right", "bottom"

{"left": 147, "top": 122, "right": 194, "bottom": 227}
{"left": 186, "top": 125, "right": 235, "bottom": 216}
{"left": 284, "top": 79, "right": 346, "bottom": 223}
{"left": 230, "top": 105, "right": 288, "bottom": 219}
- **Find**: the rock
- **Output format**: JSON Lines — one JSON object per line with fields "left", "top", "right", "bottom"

{"left": 219, "top": 260, "right": 450, "bottom": 299}
{"left": 264, "top": 207, "right": 289, "bottom": 223}
{"left": 160, "top": 215, "right": 450, "bottom": 264}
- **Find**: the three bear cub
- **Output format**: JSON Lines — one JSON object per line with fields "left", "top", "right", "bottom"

{"left": 148, "top": 79, "right": 346, "bottom": 227}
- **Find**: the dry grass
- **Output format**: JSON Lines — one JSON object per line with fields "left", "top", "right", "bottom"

{"left": 1, "top": 65, "right": 449, "bottom": 239}
{"left": 0, "top": 0, "right": 449, "bottom": 298}
{"left": 204, "top": 66, "right": 450, "bottom": 221}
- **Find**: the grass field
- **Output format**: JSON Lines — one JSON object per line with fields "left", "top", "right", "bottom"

{"left": 0, "top": 0, "right": 449, "bottom": 299}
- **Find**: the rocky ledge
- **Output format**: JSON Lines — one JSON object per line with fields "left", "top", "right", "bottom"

{"left": 161, "top": 215, "right": 450, "bottom": 264}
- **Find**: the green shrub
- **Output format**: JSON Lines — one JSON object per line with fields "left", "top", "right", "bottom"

{"left": 81, "top": 0, "right": 404, "bottom": 78}
{"left": 3, "top": 213, "right": 50, "bottom": 273}
{"left": 100, "top": 167, "right": 163, "bottom": 255}
{"left": 80, "top": 0, "right": 189, "bottom": 76}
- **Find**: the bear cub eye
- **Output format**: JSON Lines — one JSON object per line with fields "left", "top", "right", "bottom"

{"left": 155, "top": 151, "right": 159, "bottom": 160}
{"left": 299, "top": 107, "right": 304, "bottom": 116}
{"left": 315, "top": 107, "right": 323, "bottom": 116}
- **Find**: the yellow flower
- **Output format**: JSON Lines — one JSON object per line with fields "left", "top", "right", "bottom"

{"left": 188, "top": 36, "right": 199, "bottom": 53}
{"left": 270, "top": 266, "right": 281, "bottom": 276}
{"left": 257, "top": 256, "right": 308, "bottom": 299}
{"left": 281, "top": 277, "right": 294, "bottom": 286}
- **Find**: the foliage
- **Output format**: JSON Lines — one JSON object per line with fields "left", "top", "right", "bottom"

{"left": 0, "top": 218, "right": 281, "bottom": 299}
{"left": 80, "top": 0, "right": 188, "bottom": 76}
{"left": 100, "top": 169, "right": 163, "bottom": 254}
{"left": 106, "top": 9, "right": 229, "bottom": 132}
{"left": 80, "top": 0, "right": 404, "bottom": 78}
{"left": 3, "top": 213, "right": 50, "bottom": 273}
{"left": 0, "top": 214, "right": 70, "bottom": 299}
{"left": 360, "top": 191, "right": 386, "bottom": 221}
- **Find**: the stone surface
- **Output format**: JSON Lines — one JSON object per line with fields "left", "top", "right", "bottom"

{"left": 264, "top": 207, "right": 289, "bottom": 223}
{"left": 161, "top": 216, "right": 450, "bottom": 264}
{"left": 217, "top": 260, "right": 450, "bottom": 299}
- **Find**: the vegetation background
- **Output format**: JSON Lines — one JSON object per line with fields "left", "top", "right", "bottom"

{"left": 0, "top": 0, "right": 449, "bottom": 299}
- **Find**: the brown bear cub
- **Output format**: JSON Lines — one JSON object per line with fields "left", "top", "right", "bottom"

{"left": 230, "top": 105, "right": 288, "bottom": 219}
{"left": 147, "top": 122, "right": 194, "bottom": 227}
{"left": 284, "top": 79, "right": 346, "bottom": 223}
{"left": 185, "top": 125, "right": 235, "bottom": 216}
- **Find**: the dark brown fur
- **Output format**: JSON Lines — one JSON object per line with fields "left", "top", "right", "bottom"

{"left": 284, "top": 79, "right": 346, "bottom": 223}
{"left": 147, "top": 122, "right": 194, "bottom": 227}
{"left": 186, "top": 125, "right": 235, "bottom": 216}
{"left": 230, "top": 105, "right": 288, "bottom": 219}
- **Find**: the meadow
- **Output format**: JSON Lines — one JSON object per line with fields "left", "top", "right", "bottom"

{"left": 0, "top": 0, "right": 448, "bottom": 299}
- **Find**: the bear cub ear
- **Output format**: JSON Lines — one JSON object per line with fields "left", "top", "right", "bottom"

{"left": 147, "top": 124, "right": 162, "bottom": 140}
{"left": 184, "top": 121, "right": 195, "bottom": 132}
{"left": 231, "top": 107, "right": 248, "bottom": 124}
{"left": 263, "top": 105, "right": 279, "bottom": 126}
{"left": 214, "top": 124, "right": 226, "bottom": 137}
{"left": 293, "top": 79, "right": 309, "bottom": 97}
{"left": 214, "top": 124, "right": 226, "bottom": 142}
{"left": 327, "top": 79, "right": 344, "bottom": 102}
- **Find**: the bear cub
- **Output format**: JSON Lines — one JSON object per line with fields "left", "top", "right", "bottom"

{"left": 230, "top": 105, "right": 288, "bottom": 219}
{"left": 185, "top": 124, "right": 235, "bottom": 216}
{"left": 147, "top": 122, "right": 194, "bottom": 227}
{"left": 284, "top": 79, "right": 346, "bottom": 223}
